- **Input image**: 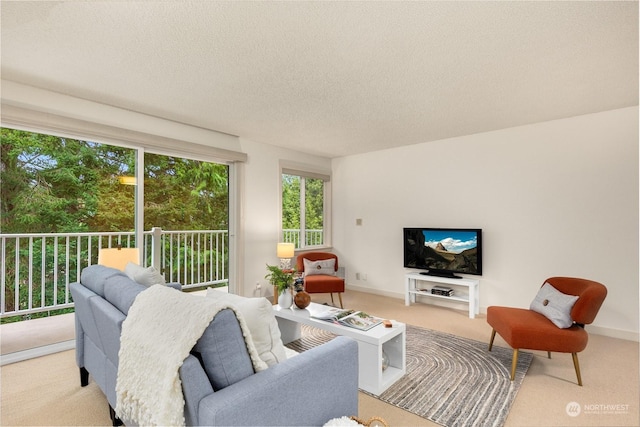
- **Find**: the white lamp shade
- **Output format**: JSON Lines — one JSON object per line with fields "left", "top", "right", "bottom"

{"left": 276, "top": 242, "right": 295, "bottom": 258}
{"left": 98, "top": 248, "right": 140, "bottom": 271}
{"left": 118, "top": 176, "right": 137, "bottom": 185}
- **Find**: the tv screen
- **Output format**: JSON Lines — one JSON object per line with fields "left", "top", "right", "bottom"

{"left": 403, "top": 228, "right": 482, "bottom": 278}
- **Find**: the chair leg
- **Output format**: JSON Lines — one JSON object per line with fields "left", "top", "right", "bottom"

{"left": 510, "top": 349, "right": 519, "bottom": 381}
{"left": 330, "top": 293, "right": 335, "bottom": 305}
{"left": 337, "top": 292, "right": 344, "bottom": 308}
{"left": 572, "top": 352, "right": 583, "bottom": 386}
{"left": 547, "top": 351, "right": 551, "bottom": 359}
{"left": 80, "top": 367, "right": 89, "bottom": 387}
{"left": 488, "top": 329, "right": 496, "bottom": 351}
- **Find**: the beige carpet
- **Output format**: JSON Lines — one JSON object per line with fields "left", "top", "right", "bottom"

{"left": 1, "top": 290, "right": 639, "bottom": 426}
{"left": 1, "top": 350, "right": 112, "bottom": 426}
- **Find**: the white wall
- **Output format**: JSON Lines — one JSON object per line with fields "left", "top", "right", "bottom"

{"left": 332, "top": 107, "right": 639, "bottom": 340}
{"left": 238, "top": 138, "right": 331, "bottom": 298}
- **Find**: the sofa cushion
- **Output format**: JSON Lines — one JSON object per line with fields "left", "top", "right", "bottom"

{"left": 530, "top": 282, "right": 579, "bottom": 328}
{"left": 124, "top": 262, "right": 166, "bottom": 287}
{"left": 81, "top": 265, "right": 128, "bottom": 298}
{"left": 193, "top": 308, "right": 256, "bottom": 391}
{"left": 103, "top": 275, "right": 148, "bottom": 315}
{"left": 206, "top": 289, "right": 287, "bottom": 366}
{"left": 303, "top": 258, "right": 336, "bottom": 276}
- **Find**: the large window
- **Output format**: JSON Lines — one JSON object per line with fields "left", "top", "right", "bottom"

{"left": 281, "top": 167, "right": 331, "bottom": 249}
{"left": 0, "top": 128, "right": 231, "bottom": 322}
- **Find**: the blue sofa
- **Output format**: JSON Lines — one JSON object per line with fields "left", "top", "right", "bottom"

{"left": 70, "top": 265, "right": 359, "bottom": 426}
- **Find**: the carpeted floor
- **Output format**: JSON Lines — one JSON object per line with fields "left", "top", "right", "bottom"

{"left": 286, "top": 324, "right": 532, "bottom": 427}
{"left": 2, "top": 290, "right": 638, "bottom": 426}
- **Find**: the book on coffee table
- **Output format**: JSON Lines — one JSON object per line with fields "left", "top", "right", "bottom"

{"left": 311, "top": 308, "right": 383, "bottom": 331}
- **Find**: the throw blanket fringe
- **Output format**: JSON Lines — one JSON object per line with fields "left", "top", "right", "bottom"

{"left": 115, "top": 285, "right": 267, "bottom": 426}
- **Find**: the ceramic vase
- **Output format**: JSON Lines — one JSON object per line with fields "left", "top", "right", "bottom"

{"left": 278, "top": 289, "right": 292, "bottom": 309}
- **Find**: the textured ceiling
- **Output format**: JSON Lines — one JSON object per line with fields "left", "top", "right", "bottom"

{"left": 1, "top": 1, "right": 638, "bottom": 158}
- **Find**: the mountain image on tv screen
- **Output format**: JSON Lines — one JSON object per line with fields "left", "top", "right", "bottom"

{"left": 404, "top": 228, "right": 481, "bottom": 275}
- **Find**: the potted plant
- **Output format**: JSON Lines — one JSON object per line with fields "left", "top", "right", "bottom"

{"left": 265, "top": 264, "right": 296, "bottom": 308}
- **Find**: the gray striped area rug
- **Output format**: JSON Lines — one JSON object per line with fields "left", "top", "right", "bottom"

{"left": 285, "top": 324, "right": 532, "bottom": 427}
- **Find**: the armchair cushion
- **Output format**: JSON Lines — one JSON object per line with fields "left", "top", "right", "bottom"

{"left": 530, "top": 282, "right": 579, "bottom": 328}
{"left": 303, "top": 258, "right": 336, "bottom": 276}
{"left": 304, "top": 275, "right": 345, "bottom": 294}
{"left": 487, "top": 306, "right": 589, "bottom": 352}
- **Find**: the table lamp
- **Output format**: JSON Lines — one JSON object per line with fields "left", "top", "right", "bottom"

{"left": 276, "top": 242, "right": 295, "bottom": 270}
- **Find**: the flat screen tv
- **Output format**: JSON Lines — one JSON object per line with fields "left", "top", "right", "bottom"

{"left": 403, "top": 228, "right": 482, "bottom": 278}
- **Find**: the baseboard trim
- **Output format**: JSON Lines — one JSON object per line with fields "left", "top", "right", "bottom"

{"left": 0, "top": 340, "right": 76, "bottom": 366}
{"left": 587, "top": 325, "right": 639, "bottom": 342}
{"left": 346, "top": 284, "right": 640, "bottom": 342}
{"left": 346, "top": 283, "right": 404, "bottom": 299}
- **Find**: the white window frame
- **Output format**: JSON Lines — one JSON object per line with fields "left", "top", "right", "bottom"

{"left": 1, "top": 117, "right": 242, "bottom": 294}
{"left": 279, "top": 162, "right": 332, "bottom": 250}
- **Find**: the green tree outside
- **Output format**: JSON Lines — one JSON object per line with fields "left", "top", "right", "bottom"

{"left": 1, "top": 128, "right": 229, "bottom": 322}
{"left": 281, "top": 173, "right": 324, "bottom": 247}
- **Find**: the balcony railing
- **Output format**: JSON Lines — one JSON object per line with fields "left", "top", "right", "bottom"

{"left": 1, "top": 227, "right": 228, "bottom": 320}
{"left": 282, "top": 229, "right": 324, "bottom": 248}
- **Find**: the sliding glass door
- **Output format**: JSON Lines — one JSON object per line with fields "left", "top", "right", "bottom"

{"left": 142, "top": 153, "right": 230, "bottom": 290}
{"left": 1, "top": 128, "right": 231, "bottom": 322}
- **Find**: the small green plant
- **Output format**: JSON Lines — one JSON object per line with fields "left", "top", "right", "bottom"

{"left": 265, "top": 264, "right": 296, "bottom": 293}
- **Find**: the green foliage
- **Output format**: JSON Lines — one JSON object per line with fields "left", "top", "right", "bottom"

{"left": 281, "top": 174, "right": 324, "bottom": 246}
{"left": 264, "top": 264, "right": 296, "bottom": 293}
{"left": 1, "top": 128, "right": 230, "bottom": 322}
{"left": 1, "top": 128, "right": 229, "bottom": 235}
{"left": 305, "top": 177, "right": 324, "bottom": 230}
{"left": 143, "top": 154, "right": 228, "bottom": 230}
{"left": 282, "top": 174, "right": 301, "bottom": 229}
{"left": 1, "top": 129, "right": 105, "bottom": 233}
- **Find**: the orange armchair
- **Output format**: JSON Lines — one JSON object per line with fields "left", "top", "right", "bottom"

{"left": 487, "top": 277, "right": 607, "bottom": 386}
{"left": 296, "top": 252, "right": 345, "bottom": 308}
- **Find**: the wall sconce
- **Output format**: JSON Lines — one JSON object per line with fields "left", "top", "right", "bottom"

{"left": 276, "top": 242, "right": 295, "bottom": 270}
{"left": 118, "top": 176, "right": 137, "bottom": 185}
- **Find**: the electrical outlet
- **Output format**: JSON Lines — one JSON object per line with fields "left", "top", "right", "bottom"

{"left": 253, "top": 282, "right": 262, "bottom": 297}
{"left": 356, "top": 273, "right": 361, "bottom": 280}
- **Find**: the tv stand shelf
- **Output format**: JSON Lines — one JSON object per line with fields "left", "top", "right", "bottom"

{"left": 404, "top": 272, "right": 480, "bottom": 319}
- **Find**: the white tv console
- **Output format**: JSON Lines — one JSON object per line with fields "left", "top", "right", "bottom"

{"left": 404, "top": 272, "right": 480, "bottom": 319}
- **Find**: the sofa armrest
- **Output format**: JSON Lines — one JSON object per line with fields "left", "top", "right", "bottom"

{"left": 196, "top": 336, "right": 358, "bottom": 426}
{"left": 180, "top": 355, "right": 215, "bottom": 426}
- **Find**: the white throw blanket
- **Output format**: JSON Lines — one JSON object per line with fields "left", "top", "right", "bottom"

{"left": 115, "top": 285, "right": 267, "bottom": 426}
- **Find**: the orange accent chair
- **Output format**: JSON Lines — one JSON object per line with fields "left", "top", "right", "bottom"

{"left": 487, "top": 277, "right": 607, "bottom": 386}
{"left": 296, "top": 252, "right": 345, "bottom": 308}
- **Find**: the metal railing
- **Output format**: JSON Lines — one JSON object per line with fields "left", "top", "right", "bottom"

{"left": 0, "top": 228, "right": 228, "bottom": 319}
{"left": 282, "top": 229, "right": 324, "bottom": 248}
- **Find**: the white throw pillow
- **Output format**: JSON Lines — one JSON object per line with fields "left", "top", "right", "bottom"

{"left": 124, "top": 262, "right": 166, "bottom": 287}
{"left": 530, "top": 282, "right": 579, "bottom": 328}
{"left": 324, "top": 417, "right": 363, "bottom": 426}
{"left": 303, "top": 258, "right": 336, "bottom": 276}
{"left": 206, "top": 288, "right": 287, "bottom": 366}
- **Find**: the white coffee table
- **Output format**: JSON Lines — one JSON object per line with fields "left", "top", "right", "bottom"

{"left": 273, "top": 302, "right": 406, "bottom": 395}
